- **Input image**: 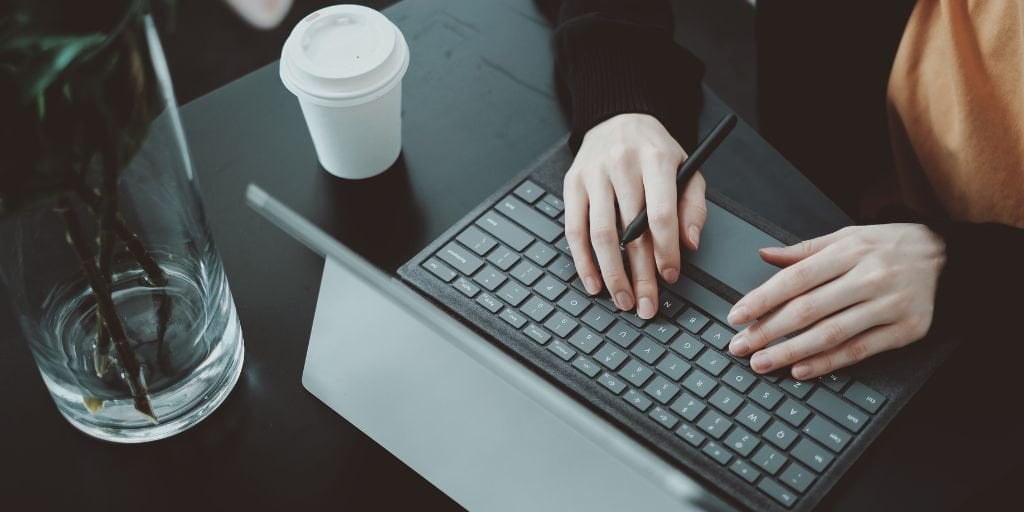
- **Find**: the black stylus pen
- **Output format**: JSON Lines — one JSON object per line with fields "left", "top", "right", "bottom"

{"left": 619, "top": 113, "right": 738, "bottom": 248}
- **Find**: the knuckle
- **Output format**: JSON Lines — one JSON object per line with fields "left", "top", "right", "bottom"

{"left": 860, "top": 269, "right": 888, "bottom": 291}
{"left": 819, "top": 354, "right": 836, "bottom": 375}
{"left": 687, "top": 201, "right": 708, "bottom": 221}
{"left": 790, "top": 264, "right": 814, "bottom": 289}
{"left": 564, "top": 224, "right": 585, "bottom": 243}
{"left": 648, "top": 206, "right": 676, "bottom": 230}
{"left": 821, "top": 320, "right": 847, "bottom": 346}
{"left": 845, "top": 338, "right": 870, "bottom": 364}
{"left": 793, "top": 297, "right": 819, "bottom": 324}
{"left": 591, "top": 226, "right": 619, "bottom": 245}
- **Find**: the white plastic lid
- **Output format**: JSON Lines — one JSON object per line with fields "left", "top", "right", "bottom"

{"left": 280, "top": 4, "right": 409, "bottom": 107}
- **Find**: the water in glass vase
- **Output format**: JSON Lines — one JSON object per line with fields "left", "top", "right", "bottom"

{"left": 35, "top": 255, "right": 244, "bottom": 443}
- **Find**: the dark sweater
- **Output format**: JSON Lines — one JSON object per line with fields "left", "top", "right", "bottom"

{"left": 539, "top": 0, "right": 1022, "bottom": 356}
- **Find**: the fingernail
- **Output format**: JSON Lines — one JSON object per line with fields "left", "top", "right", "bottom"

{"left": 792, "top": 364, "right": 811, "bottom": 380}
{"left": 583, "top": 276, "right": 599, "bottom": 295}
{"left": 728, "top": 305, "right": 748, "bottom": 325}
{"left": 751, "top": 351, "right": 772, "bottom": 372}
{"left": 638, "top": 297, "right": 655, "bottom": 319}
{"left": 688, "top": 225, "right": 701, "bottom": 248}
{"left": 730, "top": 333, "right": 748, "bottom": 355}
{"left": 615, "top": 291, "right": 634, "bottom": 311}
{"left": 663, "top": 267, "right": 679, "bottom": 283}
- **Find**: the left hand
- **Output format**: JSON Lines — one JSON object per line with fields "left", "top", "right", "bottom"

{"left": 727, "top": 224, "right": 946, "bottom": 380}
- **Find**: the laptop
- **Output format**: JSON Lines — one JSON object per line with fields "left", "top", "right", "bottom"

{"left": 249, "top": 137, "right": 957, "bottom": 511}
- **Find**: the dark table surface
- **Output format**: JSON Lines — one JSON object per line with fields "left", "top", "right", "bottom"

{"left": 0, "top": 0, "right": 1008, "bottom": 510}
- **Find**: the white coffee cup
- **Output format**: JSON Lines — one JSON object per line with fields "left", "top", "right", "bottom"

{"left": 280, "top": 5, "right": 410, "bottom": 179}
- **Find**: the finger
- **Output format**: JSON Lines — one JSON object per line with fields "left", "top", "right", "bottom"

{"left": 728, "top": 239, "right": 858, "bottom": 325}
{"left": 610, "top": 168, "right": 659, "bottom": 318}
{"left": 588, "top": 176, "right": 634, "bottom": 310}
{"left": 563, "top": 172, "right": 602, "bottom": 295}
{"left": 788, "top": 324, "right": 903, "bottom": 379}
{"left": 678, "top": 171, "right": 707, "bottom": 251}
{"left": 640, "top": 154, "right": 681, "bottom": 283}
{"left": 748, "top": 299, "right": 894, "bottom": 375}
{"left": 730, "top": 271, "right": 871, "bottom": 356}
{"left": 758, "top": 227, "right": 853, "bottom": 268}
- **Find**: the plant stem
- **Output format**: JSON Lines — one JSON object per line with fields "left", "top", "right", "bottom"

{"left": 75, "top": 184, "right": 166, "bottom": 287}
{"left": 57, "top": 196, "right": 155, "bottom": 420}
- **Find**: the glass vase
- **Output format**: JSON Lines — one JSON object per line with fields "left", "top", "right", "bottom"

{"left": 0, "top": 13, "right": 244, "bottom": 443}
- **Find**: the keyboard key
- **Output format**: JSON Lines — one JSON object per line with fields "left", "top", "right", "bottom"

{"left": 547, "top": 255, "right": 577, "bottom": 281}
{"left": 749, "top": 381, "right": 785, "bottom": 410}
{"left": 535, "top": 201, "right": 561, "bottom": 218}
{"left": 623, "top": 389, "right": 653, "bottom": 411}
{"left": 581, "top": 306, "right": 615, "bottom": 332}
{"left": 764, "top": 420, "right": 798, "bottom": 450}
{"left": 778, "top": 398, "right": 812, "bottom": 427}
{"left": 556, "top": 290, "right": 589, "bottom": 317}
{"left": 486, "top": 244, "right": 520, "bottom": 271}
{"left": 702, "top": 441, "right": 733, "bottom": 465}
{"left": 456, "top": 226, "right": 498, "bottom": 256}
{"left": 669, "top": 333, "right": 705, "bottom": 360}
{"left": 696, "top": 350, "right": 731, "bottom": 376}
{"left": 540, "top": 194, "right": 565, "bottom": 212}
{"left": 780, "top": 462, "right": 815, "bottom": 493}
{"left": 657, "top": 291, "right": 687, "bottom": 318}
{"left": 525, "top": 242, "right": 557, "bottom": 266}
{"left": 554, "top": 236, "right": 571, "bottom": 254}
{"left": 572, "top": 356, "right": 601, "bottom": 377}
{"left": 722, "top": 365, "right": 756, "bottom": 393}
{"left": 670, "top": 393, "right": 706, "bottom": 421}
{"left": 423, "top": 258, "right": 457, "bottom": 282}
{"left": 621, "top": 311, "right": 648, "bottom": 328}
{"left": 682, "top": 368, "right": 717, "bottom": 398}
{"left": 476, "top": 211, "right": 532, "bottom": 251}
{"left": 802, "top": 416, "right": 850, "bottom": 453}
{"left": 496, "top": 281, "right": 530, "bottom": 306}
{"left": 594, "top": 294, "right": 617, "bottom": 312}
{"left": 676, "top": 307, "right": 710, "bottom": 333}
{"left": 567, "top": 328, "right": 601, "bottom": 354}
{"left": 547, "top": 340, "right": 576, "bottom": 361}
{"left": 791, "top": 439, "right": 834, "bottom": 474}
{"left": 630, "top": 337, "right": 666, "bottom": 364}
{"left": 807, "top": 388, "right": 867, "bottom": 433}
{"left": 452, "top": 276, "right": 480, "bottom": 297}
{"left": 543, "top": 311, "right": 578, "bottom": 338}
{"left": 709, "top": 386, "right": 744, "bottom": 415}
{"left": 675, "top": 424, "right": 706, "bottom": 447}
{"left": 594, "top": 343, "right": 628, "bottom": 370}
{"left": 437, "top": 242, "right": 484, "bottom": 275}
{"left": 844, "top": 381, "right": 887, "bottom": 414}
{"left": 701, "top": 323, "right": 734, "bottom": 350}
{"left": 499, "top": 308, "right": 527, "bottom": 329}
{"left": 510, "top": 260, "right": 542, "bottom": 286}
{"left": 818, "top": 372, "right": 851, "bottom": 393}
{"left": 655, "top": 353, "right": 691, "bottom": 381}
{"left": 521, "top": 297, "right": 555, "bottom": 322}
{"left": 736, "top": 403, "right": 771, "bottom": 433}
{"left": 496, "top": 196, "right": 562, "bottom": 242}
{"left": 475, "top": 293, "right": 502, "bottom": 313}
{"left": 644, "top": 318, "right": 680, "bottom": 343}
{"left": 523, "top": 324, "right": 551, "bottom": 345}
{"left": 731, "top": 460, "right": 761, "bottom": 484}
{"left": 472, "top": 265, "right": 507, "bottom": 291}
{"left": 607, "top": 321, "right": 641, "bottom": 348}
{"left": 533, "top": 275, "right": 567, "bottom": 301}
{"left": 619, "top": 360, "right": 655, "bottom": 388}
{"left": 649, "top": 406, "right": 679, "bottom": 429}
{"left": 643, "top": 375, "right": 680, "bottom": 405}
{"left": 697, "top": 410, "right": 733, "bottom": 439}
{"left": 752, "top": 445, "right": 788, "bottom": 475}
{"left": 724, "top": 426, "right": 760, "bottom": 457}
{"left": 780, "top": 378, "right": 815, "bottom": 399}
{"left": 513, "top": 180, "right": 545, "bottom": 203}
{"left": 757, "top": 478, "right": 797, "bottom": 508}
{"left": 597, "top": 372, "right": 627, "bottom": 394}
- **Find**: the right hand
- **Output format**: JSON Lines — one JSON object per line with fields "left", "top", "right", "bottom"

{"left": 563, "top": 113, "right": 708, "bottom": 319}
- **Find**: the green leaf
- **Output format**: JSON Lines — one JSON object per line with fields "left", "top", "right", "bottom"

{"left": 1, "top": 33, "right": 108, "bottom": 102}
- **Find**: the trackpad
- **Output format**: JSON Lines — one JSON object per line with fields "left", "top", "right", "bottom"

{"left": 685, "top": 202, "right": 784, "bottom": 295}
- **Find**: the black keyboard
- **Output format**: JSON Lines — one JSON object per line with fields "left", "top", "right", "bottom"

{"left": 412, "top": 179, "right": 888, "bottom": 510}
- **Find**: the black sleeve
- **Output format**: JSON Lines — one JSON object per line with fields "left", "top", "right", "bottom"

{"left": 538, "top": 0, "right": 705, "bottom": 152}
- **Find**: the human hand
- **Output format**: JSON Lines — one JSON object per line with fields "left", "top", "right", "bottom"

{"left": 563, "top": 113, "right": 707, "bottom": 319}
{"left": 727, "top": 224, "right": 945, "bottom": 379}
